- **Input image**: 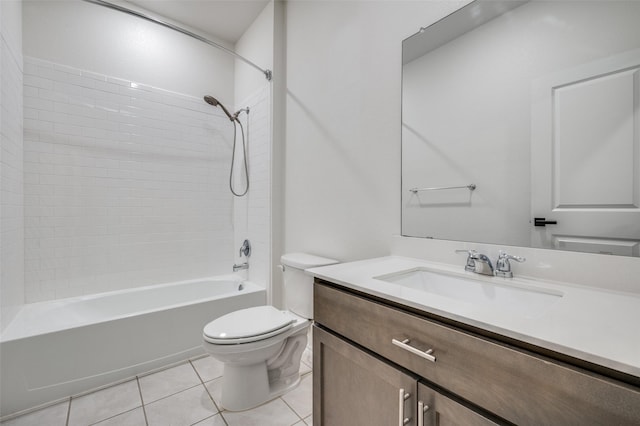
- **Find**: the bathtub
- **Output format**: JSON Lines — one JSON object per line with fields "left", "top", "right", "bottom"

{"left": 0, "top": 276, "right": 266, "bottom": 417}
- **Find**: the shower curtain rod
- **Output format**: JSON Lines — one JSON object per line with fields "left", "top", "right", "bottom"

{"left": 82, "top": 0, "right": 273, "bottom": 81}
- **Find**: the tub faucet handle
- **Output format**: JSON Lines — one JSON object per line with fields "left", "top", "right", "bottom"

{"left": 239, "top": 239, "right": 251, "bottom": 258}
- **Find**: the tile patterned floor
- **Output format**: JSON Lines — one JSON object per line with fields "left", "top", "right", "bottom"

{"left": 1, "top": 349, "right": 313, "bottom": 426}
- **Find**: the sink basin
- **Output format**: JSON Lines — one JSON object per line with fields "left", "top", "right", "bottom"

{"left": 375, "top": 268, "right": 563, "bottom": 318}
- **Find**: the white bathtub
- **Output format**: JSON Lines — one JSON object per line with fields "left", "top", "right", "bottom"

{"left": 0, "top": 276, "right": 266, "bottom": 417}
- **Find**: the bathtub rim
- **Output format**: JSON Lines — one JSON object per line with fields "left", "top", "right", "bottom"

{"left": 0, "top": 275, "right": 262, "bottom": 343}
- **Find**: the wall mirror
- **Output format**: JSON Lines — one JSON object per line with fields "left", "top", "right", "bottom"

{"left": 402, "top": 0, "right": 640, "bottom": 257}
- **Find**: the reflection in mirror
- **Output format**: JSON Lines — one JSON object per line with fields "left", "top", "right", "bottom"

{"left": 402, "top": 0, "right": 640, "bottom": 257}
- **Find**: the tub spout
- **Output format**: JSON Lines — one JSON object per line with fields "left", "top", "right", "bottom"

{"left": 233, "top": 262, "right": 249, "bottom": 272}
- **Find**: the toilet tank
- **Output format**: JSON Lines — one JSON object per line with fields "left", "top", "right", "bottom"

{"left": 281, "top": 253, "right": 339, "bottom": 319}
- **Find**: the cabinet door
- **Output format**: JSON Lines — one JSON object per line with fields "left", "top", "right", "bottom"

{"left": 418, "top": 383, "right": 499, "bottom": 426}
{"left": 313, "top": 325, "right": 418, "bottom": 426}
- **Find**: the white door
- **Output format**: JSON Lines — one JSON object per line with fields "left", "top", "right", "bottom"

{"left": 531, "top": 50, "right": 640, "bottom": 256}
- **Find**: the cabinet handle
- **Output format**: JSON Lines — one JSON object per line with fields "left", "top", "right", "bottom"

{"left": 398, "top": 388, "right": 410, "bottom": 426}
{"left": 418, "top": 401, "right": 430, "bottom": 426}
{"left": 392, "top": 338, "right": 437, "bottom": 363}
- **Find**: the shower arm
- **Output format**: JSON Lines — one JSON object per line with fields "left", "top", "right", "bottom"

{"left": 233, "top": 107, "right": 250, "bottom": 120}
{"left": 82, "top": 0, "right": 272, "bottom": 81}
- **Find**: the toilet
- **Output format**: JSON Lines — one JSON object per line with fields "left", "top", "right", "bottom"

{"left": 202, "top": 252, "right": 338, "bottom": 411}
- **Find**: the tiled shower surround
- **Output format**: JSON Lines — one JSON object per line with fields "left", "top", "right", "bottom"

{"left": 234, "top": 85, "right": 272, "bottom": 292}
{"left": 22, "top": 56, "right": 238, "bottom": 302}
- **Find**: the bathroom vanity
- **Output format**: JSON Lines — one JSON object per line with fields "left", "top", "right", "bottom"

{"left": 311, "top": 257, "right": 640, "bottom": 425}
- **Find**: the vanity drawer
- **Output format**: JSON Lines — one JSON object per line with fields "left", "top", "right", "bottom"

{"left": 314, "top": 281, "right": 640, "bottom": 425}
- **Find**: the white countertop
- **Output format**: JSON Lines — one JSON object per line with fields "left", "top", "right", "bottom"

{"left": 308, "top": 256, "right": 640, "bottom": 379}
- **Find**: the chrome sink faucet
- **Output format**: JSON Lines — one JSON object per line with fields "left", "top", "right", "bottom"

{"left": 456, "top": 249, "right": 526, "bottom": 277}
{"left": 455, "top": 249, "right": 494, "bottom": 276}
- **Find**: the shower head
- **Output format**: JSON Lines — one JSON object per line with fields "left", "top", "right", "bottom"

{"left": 203, "top": 95, "right": 235, "bottom": 121}
{"left": 203, "top": 95, "right": 220, "bottom": 107}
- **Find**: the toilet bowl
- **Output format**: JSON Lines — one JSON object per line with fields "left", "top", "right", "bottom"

{"left": 202, "top": 253, "right": 338, "bottom": 411}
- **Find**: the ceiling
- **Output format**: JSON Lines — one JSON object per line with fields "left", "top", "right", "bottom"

{"left": 126, "top": 0, "right": 270, "bottom": 44}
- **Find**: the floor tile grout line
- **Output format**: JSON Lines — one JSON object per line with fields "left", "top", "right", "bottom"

{"left": 85, "top": 406, "right": 144, "bottom": 426}
{"left": 218, "top": 411, "right": 231, "bottom": 426}
{"left": 65, "top": 397, "right": 71, "bottom": 426}
{"left": 188, "top": 359, "right": 207, "bottom": 386}
{"left": 187, "top": 413, "right": 220, "bottom": 426}
{"left": 285, "top": 371, "right": 313, "bottom": 422}
{"left": 280, "top": 397, "right": 305, "bottom": 424}
{"left": 189, "top": 358, "right": 228, "bottom": 421}
{"left": 64, "top": 384, "right": 146, "bottom": 426}
{"left": 188, "top": 359, "right": 218, "bottom": 397}
{"left": 142, "top": 382, "right": 205, "bottom": 407}
{"left": 181, "top": 359, "right": 228, "bottom": 426}
{"left": 135, "top": 376, "right": 149, "bottom": 426}
{"left": 142, "top": 383, "right": 220, "bottom": 426}
{"left": 137, "top": 359, "right": 210, "bottom": 407}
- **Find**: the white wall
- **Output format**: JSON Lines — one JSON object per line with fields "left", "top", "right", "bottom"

{"left": 234, "top": 2, "right": 273, "bottom": 106}
{"left": 22, "top": 0, "right": 234, "bottom": 102}
{"left": 1, "top": 0, "right": 24, "bottom": 331}
{"left": 284, "top": 0, "right": 468, "bottom": 262}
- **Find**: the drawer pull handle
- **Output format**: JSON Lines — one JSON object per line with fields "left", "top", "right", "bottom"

{"left": 392, "top": 338, "right": 437, "bottom": 363}
{"left": 418, "top": 401, "right": 430, "bottom": 426}
{"left": 398, "top": 388, "right": 411, "bottom": 426}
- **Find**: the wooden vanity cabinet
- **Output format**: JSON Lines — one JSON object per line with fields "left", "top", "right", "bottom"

{"left": 313, "top": 279, "right": 640, "bottom": 425}
{"left": 313, "top": 325, "right": 417, "bottom": 425}
{"left": 313, "top": 326, "right": 498, "bottom": 426}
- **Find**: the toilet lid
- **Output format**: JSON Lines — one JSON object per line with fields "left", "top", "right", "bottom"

{"left": 203, "top": 305, "right": 295, "bottom": 344}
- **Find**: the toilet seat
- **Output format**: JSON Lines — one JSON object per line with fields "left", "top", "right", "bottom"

{"left": 203, "top": 306, "right": 296, "bottom": 345}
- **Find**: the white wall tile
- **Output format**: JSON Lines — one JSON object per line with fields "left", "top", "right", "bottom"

{"left": 23, "top": 56, "right": 236, "bottom": 302}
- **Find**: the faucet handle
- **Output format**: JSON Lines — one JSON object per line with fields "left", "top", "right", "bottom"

{"left": 495, "top": 250, "right": 525, "bottom": 278}
{"left": 455, "top": 249, "right": 477, "bottom": 272}
{"left": 455, "top": 249, "right": 479, "bottom": 260}
{"left": 455, "top": 249, "right": 477, "bottom": 255}
{"left": 239, "top": 239, "right": 251, "bottom": 258}
{"left": 498, "top": 250, "right": 525, "bottom": 263}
